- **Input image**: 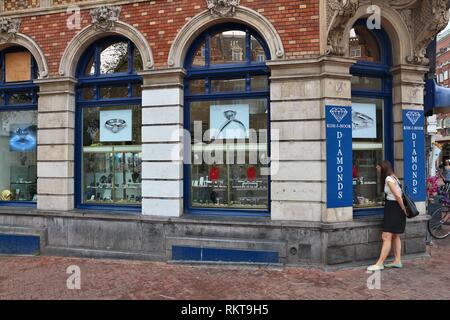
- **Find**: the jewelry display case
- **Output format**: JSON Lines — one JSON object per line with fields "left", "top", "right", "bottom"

{"left": 83, "top": 145, "right": 142, "bottom": 205}
{"left": 10, "top": 164, "right": 37, "bottom": 201}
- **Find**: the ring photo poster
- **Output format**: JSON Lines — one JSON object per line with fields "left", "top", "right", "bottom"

{"left": 352, "top": 102, "right": 377, "bottom": 139}
{"left": 210, "top": 104, "right": 249, "bottom": 140}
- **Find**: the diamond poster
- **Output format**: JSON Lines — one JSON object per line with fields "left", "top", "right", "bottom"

{"left": 100, "top": 109, "right": 132, "bottom": 142}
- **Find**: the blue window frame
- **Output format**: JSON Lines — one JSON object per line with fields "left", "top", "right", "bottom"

{"left": 350, "top": 20, "right": 393, "bottom": 217}
{"left": 184, "top": 24, "right": 271, "bottom": 217}
{"left": 0, "top": 47, "right": 38, "bottom": 207}
{"left": 75, "top": 37, "right": 143, "bottom": 212}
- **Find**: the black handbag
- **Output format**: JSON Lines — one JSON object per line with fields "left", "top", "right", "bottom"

{"left": 393, "top": 176, "right": 420, "bottom": 219}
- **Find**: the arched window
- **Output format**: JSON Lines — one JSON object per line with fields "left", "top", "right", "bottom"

{"left": 184, "top": 25, "right": 270, "bottom": 216}
{"left": 0, "top": 47, "right": 38, "bottom": 205}
{"left": 350, "top": 20, "right": 393, "bottom": 216}
{"left": 75, "top": 37, "right": 143, "bottom": 210}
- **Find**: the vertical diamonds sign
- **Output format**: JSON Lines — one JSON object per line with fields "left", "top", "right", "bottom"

{"left": 403, "top": 109, "right": 426, "bottom": 202}
{"left": 326, "top": 106, "right": 353, "bottom": 208}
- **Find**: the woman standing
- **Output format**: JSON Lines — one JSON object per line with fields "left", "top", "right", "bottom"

{"left": 367, "top": 161, "right": 408, "bottom": 272}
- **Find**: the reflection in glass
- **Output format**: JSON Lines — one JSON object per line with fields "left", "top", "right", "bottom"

{"left": 100, "top": 42, "right": 129, "bottom": 74}
{"left": 211, "top": 30, "right": 246, "bottom": 65}
{"left": 81, "top": 86, "right": 95, "bottom": 100}
{"left": 0, "top": 111, "right": 37, "bottom": 202}
{"left": 352, "top": 97, "right": 384, "bottom": 209}
{"left": 192, "top": 42, "right": 206, "bottom": 67}
{"left": 210, "top": 78, "right": 246, "bottom": 93}
{"left": 189, "top": 79, "right": 206, "bottom": 95}
{"left": 85, "top": 56, "right": 95, "bottom": 76}
{"left": 351, "top": 76, "right": 382, "bottom": 91}
{"left": 251, "top": 75, "right": 269, "bottom": 91}
{"left": 349, "top": 26, "right": 381, "bottom": 62}
{"left": 8, "top": 92, "right": 32, "bottom": 105}
{"left": 189, "top": 99, "right": 268, "bottom": 210}
{"left": 100, "top": 86, "right": 128, "bottom": 99}
{"left": 251, "top": 36, "right": 266, "bottom": 63}
{"left": 133, "top": 48, "right": 143, "bottom": 71}
{"left": 82, "top": 105, "right": 142, "bottom": 205}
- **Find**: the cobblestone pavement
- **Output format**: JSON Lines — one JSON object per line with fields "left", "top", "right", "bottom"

{"left": 0, "top": 239, "right": 449, "bottom": 300}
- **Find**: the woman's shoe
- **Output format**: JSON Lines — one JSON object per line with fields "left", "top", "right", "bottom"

{"left": 384, "top": 262, "right": 403, "bottom": 268}
{"left": 367, "top": 264, "right": 384, "bottom": 272}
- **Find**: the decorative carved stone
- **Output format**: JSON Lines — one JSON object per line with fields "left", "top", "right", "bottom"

{"left": 0, "top": 18, "right": 21, "bottom": 42}
{"left": 325, "top": 0, "right": 450, "bottom": 66}
{"left": 90, "top": 5, "right": 121, "bottom": 31}
{"left": 405, "top": 0, "right": 450, "bottom": 65}
{"left": 326, "top": 0, "right": 360, "bottom": 56}
{"left": 206, "top": 0, "right": 240, "bottom": 17}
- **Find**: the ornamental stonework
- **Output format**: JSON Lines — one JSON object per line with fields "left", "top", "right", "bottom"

{"left": 325, "top": 0, "right": 450, "bottom": 65}
{"left": 0, "top": 17, "right": 21, "bottom": 42}
{"left": 3, "top": 0, "right": 40, "bottom": 12}
{"left": 206, "top": 0, "right": 240, "bottom": 17}
{"left": 90, "top": 5, "right": 122, "bottom": 31}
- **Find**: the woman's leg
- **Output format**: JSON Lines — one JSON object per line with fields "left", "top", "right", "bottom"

{"left": 392, "top": 234, "right": 402, "bottom": 264}
{"left": 375, "top": 232, "right": 393, "bottom": 266}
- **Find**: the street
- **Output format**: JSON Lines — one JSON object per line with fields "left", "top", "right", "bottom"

{"left": 0, "top": 238, "right": 449, "bottom": 300}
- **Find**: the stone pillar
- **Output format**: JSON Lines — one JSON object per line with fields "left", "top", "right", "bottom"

{"left": 320, "top": 56, "right": 355, "bottom": 223}
{"left": 391, "top": 64, "right": 429, "bottom": 215}
{"left": 35, "top": 77, "right": 76, "bottom": 211}
{"left": 268, "top": 56, "right": 354, "bottom": 222}
{"left": 139, "top": 69, "right": 185, "bottom": 217}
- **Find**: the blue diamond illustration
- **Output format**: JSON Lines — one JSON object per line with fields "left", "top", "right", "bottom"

{"left": 406, "top": 111, "right": 421, "bottom": 125}
{"left": 330, "top": 107, "right": 348, "bottom": 123}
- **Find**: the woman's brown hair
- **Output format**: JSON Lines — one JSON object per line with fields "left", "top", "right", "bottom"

{"left": 379, "top": 160, "right": 394, "bottom": 186}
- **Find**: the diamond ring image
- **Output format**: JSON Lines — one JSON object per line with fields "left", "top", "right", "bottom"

{"left": 352, "top": 111, "right": 374, "bottom": 130}
{"left": 105, "top": 119, "right": 127, "bottom": 133}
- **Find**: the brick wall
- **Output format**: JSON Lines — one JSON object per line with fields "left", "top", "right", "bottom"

{"left": 12, "top": 0, "right": 320, "bottom": 75}
{"left": 4, "top": 0, "right": 40, "bottom": 11}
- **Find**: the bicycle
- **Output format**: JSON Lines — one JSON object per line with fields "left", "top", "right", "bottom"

{"left": 428, "top": 182, "right": 450, "bottom": 239}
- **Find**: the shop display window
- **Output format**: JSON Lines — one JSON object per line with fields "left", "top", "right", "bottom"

{"left": 0, "top": 111, "right": 37, "bottom": 202}
{"left": 185, "top": 25, "right": 270, "bottom": 214}
{"left": 189, "top": 99, "right": 269, "bottom": 210}
{"left": 0, "top": 47, "right": 38, "bottom": 205}
{"left": 82, "top": 106, "right": 141, "bottom": 205}
{"left": 350, "top": 20, "right": 393, "bottom": 215}
{"left": 76, "top": 37, "right": 143, "bottom": 209}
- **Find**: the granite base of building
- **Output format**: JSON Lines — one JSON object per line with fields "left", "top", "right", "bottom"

{"left": 0, "top": 208, "right": 428, "bottom": 268}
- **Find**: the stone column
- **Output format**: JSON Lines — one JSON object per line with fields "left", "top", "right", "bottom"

{"left": 268, "top": 56, "right": 354, "bottom": 222}
{"left": 320, "top": 56, "right": 355, "bottom": 223}
{"left": 35, "top": 77, "right": 76, "bottom": 211}
{"left": 139, "top": 69, "right": 185, "bottom": 217}
{"left": 391, "top": 64, "right": 429, "bottom": 215}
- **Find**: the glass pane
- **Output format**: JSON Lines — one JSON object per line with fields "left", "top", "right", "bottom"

{"left": 82, "top": 105, "right": 142, "bottom": 205}
{"left": 5, "top": 51, "right": 31, "bottom": 82}
{"left": 99, "top": 86, "right": 129, "bottom": 99}
{"left": 192, "top": 42, "right": 206, "bottom": 67}
{"left": 349, "top": 26, "right": 381, "bottom": 63}
{"left": 8, "top": 92, "right": 33, "bottom": 105}
{"left": 251, "top": 75, "right": 269, "bottom": 91}
{"left": 132, "top": 84, "right": 142, "bottom": 97}
{"left": 251, "top": 36, "right": 266, "bottom": 63}
{"left": 133, "top": 48, "right": 143, "bottom": 72}
{"left": 210, "top": 30, "right": 246, "bottom": 65}
{"left": 210, "top": 78, "right": 246, "bottom": 93}
{"left": 0, "top": 110, "right": 37, "bottom": 202}
{"left": 81, "top": 86, "right": 95, "bottom": 100}
{"left": 0, "top": 93, "right": 4, "bottom": 105}
{"left": 351, "top": 75, "right": 382, "bottom": 91}
{"left": 189, "top": 79, "right": 205, "bottom": 94}
{"left": 85, "top": 55, "right": 95, "bottom": 76}
{"left": 100, "top": 42, "right": 129, "bottom": 74}
{"left": 352, "top": 97, "right": 384, "bottom": 209}
{"left": 189, "top": 98, "right": 269, "bottom": 210}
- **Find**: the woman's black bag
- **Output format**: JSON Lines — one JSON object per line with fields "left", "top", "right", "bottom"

{"left": 394, "top": 176, "right": 420, "bottom": 219}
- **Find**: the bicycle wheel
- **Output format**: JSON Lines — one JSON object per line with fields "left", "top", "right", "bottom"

{"left": 428, "top": 206, "right": 450, "bottom": 239}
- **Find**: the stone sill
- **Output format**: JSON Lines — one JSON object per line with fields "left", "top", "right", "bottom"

{"left": 0, "top": 206, "right": 428, "bottom": 230}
